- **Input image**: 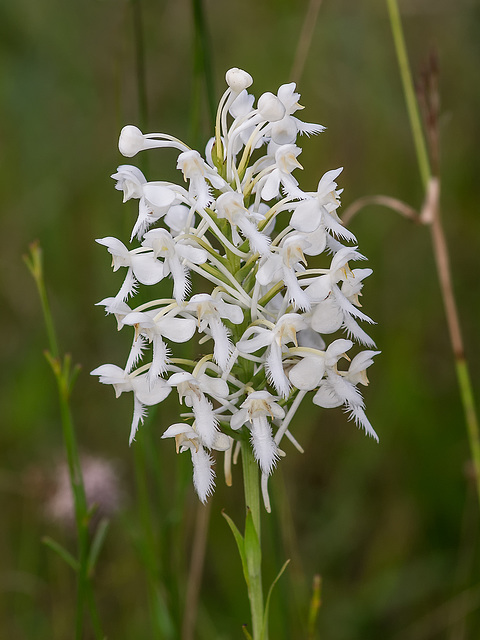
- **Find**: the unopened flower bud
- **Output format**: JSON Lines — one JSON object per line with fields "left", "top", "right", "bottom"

{"left": 225, "top": 68, "right": 253, "bottom": 93}
{"left": 257, "top": 92, "right": 286, "bottom": 122}
{"left": 118, "top": 125, "right": 147, "bottom": 157}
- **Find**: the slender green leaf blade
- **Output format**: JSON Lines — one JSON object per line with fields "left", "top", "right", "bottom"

{"left": 87, "top": 518, "right": 110, "bottom": 576}
{"left": 261, "top": 559, "right": 290, "bottom": 640}
{"left": 42, "top": 536, "right": 79, "bottom": 572}
{"left": 222, "top": 510, "right": 249, "bottom": 587}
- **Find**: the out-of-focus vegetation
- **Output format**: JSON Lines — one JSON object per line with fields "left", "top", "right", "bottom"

{"left": 1, "top": 0, "right": 480, "bottom": 638}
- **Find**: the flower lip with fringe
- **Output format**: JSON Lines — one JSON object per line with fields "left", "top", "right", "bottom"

{"left": 92, "top": 68, "right": 379, "bottom": 509}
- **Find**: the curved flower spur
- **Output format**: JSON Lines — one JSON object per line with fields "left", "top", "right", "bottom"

{"left": 92, "top": 67, "right": 379, "bottom": 509}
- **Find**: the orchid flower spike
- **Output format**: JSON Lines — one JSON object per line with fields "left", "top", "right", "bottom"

{"left": 93, "top": 67, "right": 379, "bottom": 507}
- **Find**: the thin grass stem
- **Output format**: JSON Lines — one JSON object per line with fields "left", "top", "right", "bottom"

{"left": 386, "top": 0, "right": 480, "bottom": 507}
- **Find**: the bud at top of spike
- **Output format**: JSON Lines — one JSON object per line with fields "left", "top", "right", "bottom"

{"left": 225, "top": 67, "right": 253, "bottom": 93}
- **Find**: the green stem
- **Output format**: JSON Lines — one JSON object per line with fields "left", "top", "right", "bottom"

{"left": 25, "top": 243, "right": 104, "bottom": 640}
{"left": 241, "top": 445, "right": 264, "bottom": 639}
{"left": 387, "top": 0, "right": 480, "bottom": 507}
{"left": 386, "top": 0, "right": 431, "bottom": 189}
{"left": 456, "top": 358, "right": 480, "bottom": 501}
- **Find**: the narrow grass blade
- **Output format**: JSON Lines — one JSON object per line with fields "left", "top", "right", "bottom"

{"left": 261, "top": 559, "right": 290, "bottom": 640}
{"left": 42, "top": 536, "right": 79, "bottom": 572}
{"left": 222, "top": 510, "right": 248, "bottom": 587}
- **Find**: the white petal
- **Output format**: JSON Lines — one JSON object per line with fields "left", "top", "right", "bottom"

{"left": 215, "top": 299, "right": 244, "bottom": 324}
{"left": 290, "top": 200, "right": 321, "bottom": 233}
{"left": 158, "top": 316, "right": 196, "bottom": 343}
{"left": 312, "top": 381, "right": 342, "bottom": 408}
{"left": 237, "top": 328, "right": 272, "bottom": 354}
{"left": 288, "top": 356, "right": 325, "bottom": 390}
{"left": 177, "top": 244, "right": 208, "bottom": 264}
{"left": 162, "top": 422, "right": 197, "bottom": 439}
{"left": 266, "top": 344, "right": 290, "bottom": 398}
{"left": 231, "top": 408, "right": 248, "bottom": 430}
{"left": 250, "top": 415, "right": 279, "bottom": 475}
{"left": 192, "top": 395, "right": 218, "bottom": 448}
{"left": 256, "top": 254, "right": 283, "bottom": 286}
{"left": 133, "top": 375, "right": 171, "bottom": 405}
{"left": 191, "top": 446, "right": 215, "bottom": 503}
{"left": 131, "top": 254, "right": 165, "bottom": 286}
{"left": 199, "top": 374, "right": 229, "bottom": 398}
{"left": 143, "top": 183, "right": 176, "bottom": 211}
{"left": 310, "top": 298, "right": 343, "bottom": 333}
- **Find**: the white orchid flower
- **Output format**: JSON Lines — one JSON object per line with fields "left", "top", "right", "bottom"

{"left": 162, "top": 423, "right": 212, "bottom": 503}
{"left": 184, "top": 293, "right": 244, "bottom": 371}
{"left": 95, "top": 68, "right": 379, "bottom": 506}
{"left": 256, "top": 233, "right": 312, "bottom": 310}
{"left": 312, "top": 350, "right": 380, "bottom": 441}
{"left": 90, "top": 364, "right": 171, "bottom": 444}
{"left": 238, "top": 314, "right": 307, "bottom": 398}
{"left": 168, "top": 371, "right": 229, "bottom": 448}
{"left": 122, "top": 310, "right": 196, "bottom": 380}
{"left": 269, "top": 82, "right": 325, "bottom": 146}
{"left": 118, "top": 125, "right": 190, "bottom": 157}
{"left": 177, "top": 150, "right": 226, "bottom": 209}
{"left": 305, "top": 246, "right": 376, "bottom": 346}
{"left": 258, "top": 144, "right": 304, "bottom": 201}
{"left": 96, "top": 237, "right": 164, "bottom": 299}
{"left": 230, "top": 391, "right": 284, "bottom": 475}
{"left": 142, "top": 228, "right": 207, "bottom": 303}
{"left": 216, "top": 191, "right": 271, "bottom": 255}
{"left": 288, "top": 338, "right": 353, "bottom": 391}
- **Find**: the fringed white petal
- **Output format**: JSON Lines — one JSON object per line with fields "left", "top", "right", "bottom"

{"left": 191, "top": 445, "right": 215, "bottom": 504}
{"left": 250, "top": 415, "right": 279, "bottom": 475}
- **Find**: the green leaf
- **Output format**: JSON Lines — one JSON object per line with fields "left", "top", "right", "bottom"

{"left": 244, "top": 508, "right": 261, "bottom": 582}
{"left": 222, "top": 510, "right": 249, "bottom": 587}
{"left": 242, "top": 624, "right": 254, "bottom": 640}
{"left": 261, "top": 559, "right": 290, "bottom": 640}
{"left": 42, "top": 536, "right": 79, "bottom": 572}
{"left": 87, "top": 518, "right": 110, "bottom": 576}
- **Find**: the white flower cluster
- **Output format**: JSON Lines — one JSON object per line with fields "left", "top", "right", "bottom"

{"left": 92, "top": 68, "right": 379, "bottom": 509}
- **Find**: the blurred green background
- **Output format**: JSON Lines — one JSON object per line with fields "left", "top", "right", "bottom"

{"left": 2, "top": 0, "right": 480, "bottom": 638}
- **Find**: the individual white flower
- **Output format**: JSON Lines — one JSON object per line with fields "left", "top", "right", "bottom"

{"left": 288, "top": 338, "right": 353, "bottom": 391}
{"left": 96, "top": 297, "right": 132, "bottom": 330}
{"left": 238, "top": 314, "right": 307, "bottom": 398}
{"left": 177, "top": 150, "right": 226, "bottom": 208}
{"left": 111, "top": 165, "right": 147, "bottom": 201}
{"left": 122, "top": 310, "right": 196, "bottom": 380}
{"left": 96, "top": 237, "right": 164, "bottom": 299}
{"left": 90, "top": 364, "right": 171, "bottom": 444}
{"left": 225, "top": 68, "right": 253, "bottom": 94}
{"left": 167, "top": 371, "right": 229, "bottom": 448}
{"left": 118, "top": 125, "right": 189, "bottom": 157}
{"left": 290, "top": 168, "right": 354, "bottom": 242}
{"left": 184, "top": 293, "right": 244, "bottom": 371}
{"left": 305, "top": 246, "right": 375, "bottom": 346}
{"left": 256, "top": 234, "right": 312, "bottom": 310}
{"left": 142, "top": 229, "right": 207, "bottom": 302}
{"left": 258, "top": 144, "right": 304, "bottom": 201}
{"left": 161, "top": 423, "right": 215, "bottom": 503}
{"left": 231, "top": 391, "right": 284, "bottom": 474}
{"left": 312, "top": 350, "right": 380, "bottom": 441}
{"left": 269, "top": 82, "right": 325, "bottom": 146}
{"left": 216, "top": 191, "right": 270, "bottom": 255}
